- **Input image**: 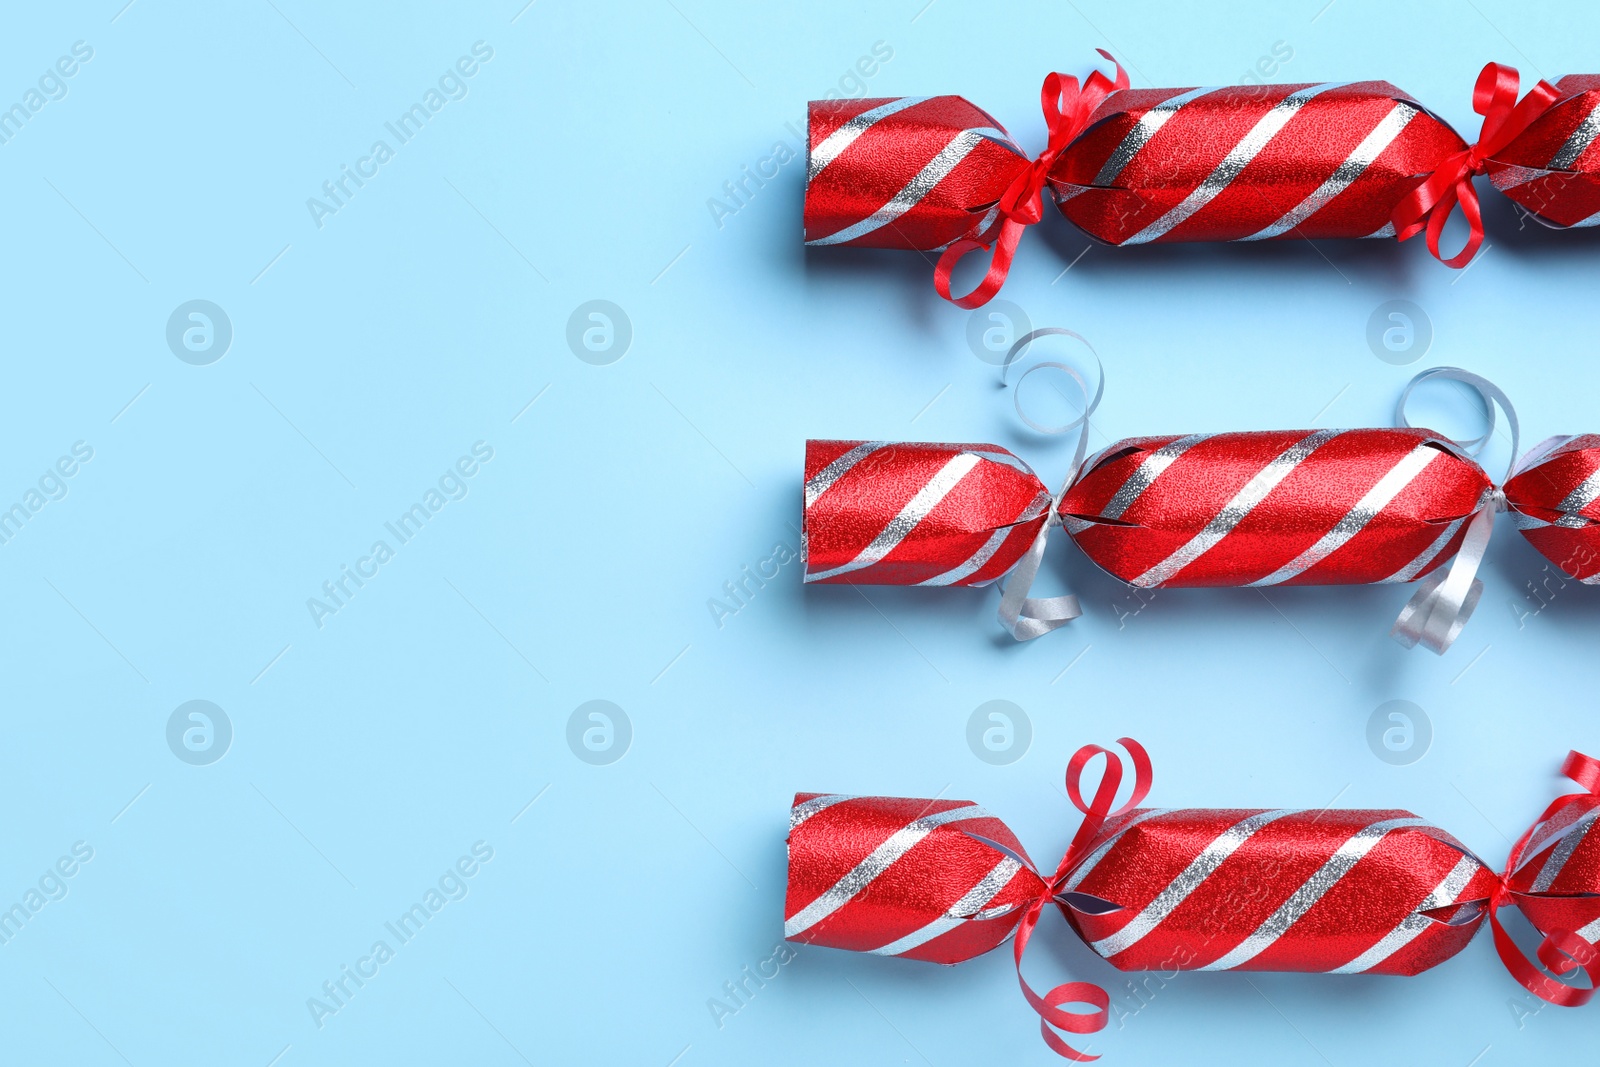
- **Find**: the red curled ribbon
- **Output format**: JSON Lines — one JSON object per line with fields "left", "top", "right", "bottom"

{"left": 935, "top": 51, "right": 1129, "bottom": 309}
{"left": 1390, "top": 62, "right": 1561, "bottom": 268}
{"left": 1010, "top": 738, "right": 1152, "bottom": 1060}
{"left": 1489, "top": 749, "right": 1600, "bottom": 1007}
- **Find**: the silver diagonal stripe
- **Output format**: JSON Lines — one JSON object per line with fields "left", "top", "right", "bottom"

{"left": 1489, "top": 163, "right": 1548, "bottom": 191}
{"left": 1090, "top": 809, "right": 1300, "bottom": 958}
{"left": 1327, "top": 852, "right": 1480, "bottom": 973}
{"left": 1062, "top": 809, "right": 1172, "bottom": 892}
{"left": 1093, "top": 86, "right": 1217, "bottom": 187}
{"left": 1548, "top": 100, "right": 1600, "bottom": 171}
{"left": 915, "top": 481, "right": 1050, "bottom": 587}
{"left": 1132, "top": 429, "right": 1343, "bottom": 588}
{"left": 1520, "top": 801, "right": 1597, "bottom": 865}
{"left": 1199, "top": 817, "right": 1428, "bottom": 970}
{"left": 966, "top": 446, "right": 1038, "bottom": 477}
{"left": 1379, "top": 514, "right": 1466, "bottom": 584}
{"left": 915, "top": 524, "right": 1014, "bottom": 587}
{"left": 806, "top": 126, "right": 1018, "bottom": 246}
{"left": 1241, "top": 101, "right": 1417, "bottom": 240}
{"left": 805, "top": 452, "right": 981, "bottom": 581}
{"left": 1555, "top": 464, "right": 1600, "bottom": 521}
{"left": 809, "top": 97, "right": 931, "bottom": 182}
{"left": 785, "top": 803, "right": 988, "bottom": 937}
{"left": 1531, "top": 808, "right": 1600, "bottom": 892}
{"left": 1247, "top": 442, "right": 1439, "bottom": 586}
{"left": 867, "top": 856, "right": 1023, "bottom": 956}
{"left": 790, "top": 794, "right": 859, "bottom": 830}
{"left": 805, "top": 442, "right": 888, "bottom": 509}
{"left": 1099, "top": 435, "right": 1211, "bottom": 520}
{"left": 1124, "top": 83, "right": 1349, "bottom": 245}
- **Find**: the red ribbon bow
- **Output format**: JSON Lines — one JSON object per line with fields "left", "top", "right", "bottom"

{"left": 1390, "top": 62, "right": 1562, "bottom": 268}
{"left": 1488, "top": 749, "right": 1600, "bottom": 1007}
{"left": 935, "top": 52, "right": 1129, "bottom": 309}
{"left": 1010, "top": 738, "right": 1152, "bottom": 1060}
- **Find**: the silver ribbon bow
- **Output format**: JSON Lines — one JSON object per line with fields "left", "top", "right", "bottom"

{"left": 995, "top": 329, "right": 1103, "bottom": 641}
{"left": 1389, "top": 367, "right": 1519, "bottom": 655}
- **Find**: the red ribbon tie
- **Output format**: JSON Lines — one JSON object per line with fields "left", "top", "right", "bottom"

{"left": 1011, "top": 738, "right": 1152, "bottom": 1060}
{"left": 935, "top": 51, "right": 1129, "bottom": 308}
{"left": 1390, "top": 62, "right": 1561, "bottom": 268}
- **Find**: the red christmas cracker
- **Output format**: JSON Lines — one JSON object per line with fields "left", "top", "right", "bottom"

{"left": 785, "top": 741, "right": 1600, "bottom": 1060}
{"left": 802, "top": 366, "right": 1600, "bottom": 654}
{"left": 803, "top": 56, "right": 1587, "bottom": 305}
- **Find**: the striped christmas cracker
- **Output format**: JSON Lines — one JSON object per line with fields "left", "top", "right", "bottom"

{"left": 802, "top": 440, "right": 1052, "bottom": 588}
{"left": 784, "top": 793, "right": 1046, "bottom": 964}
{"left": 1048, "top": 81, "right": 1465, "bottom": 246}
{"left": 804, "top": 96, "right": 1027, "bottom": 251}
{"left": 1058, "top": 807, "right": 1497, "bottom": 975}
{"left": 1058, "top": 427, "right": 1492, "bottom": 588}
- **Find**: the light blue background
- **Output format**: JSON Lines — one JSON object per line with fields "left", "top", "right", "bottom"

{"left": 2, "top": 1, "right": 1597, "bottom": 1064}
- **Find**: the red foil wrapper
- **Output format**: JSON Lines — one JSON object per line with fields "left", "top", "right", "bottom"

{"left": 1505, "top": 435, "right": 1600, "bottom": 583}
{"left": 1056, "top": 808, "right": 1495, "bottom": 975}
{"left": 803, "top": 440, "right": 1049, "bottom": 587}
{"left": 784, "top": 794, "right": 1046, "bottom": 963}
{"left": 802, "top": 429, "right": 1492, "bottom": 591}
{"left": 1504, "top": 789, "right": 1600, "bottom": 942}
{"left": 785, "top": 745, "right": 1600, "bottom": 1058}
{"left": 1486, "top": 76, "right": 1600, "bottom": 228}
{"left": 805, "top": 97, "right": 1026, "bottom": 251}
{"left": 1060, "top": 429, "right": 1490, "bottom": 587}
{"left": 1046, "top": 82, "right": 1461, "bottom": 246}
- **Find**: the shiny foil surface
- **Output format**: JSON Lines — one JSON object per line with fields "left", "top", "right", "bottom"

{"left": 802, "top": 440, "right": 1051, "bottom": 587}
{"left": 1059, "top": 808, "right": 1496, "bottom": 975}
{"left": 783, "top": 794, "right": 1045, "bottom": 964}
{"left": 1058, "top": 428, "right": 1492, "bottom": 588}
{"left": 1504, "top": 791, "right": 1600, "bottom": 942}
{"left": 1048, "top": 82, "right": 1464, "bottom": 246}
{"left": 1486, "top": 75, "right": 1600, "bottom": 228}
{"left": 804, "top": 97, "right": 1027, "bottom": 250}
{"left": 1504, "top": 434, "right": 1600, "bottom": 583}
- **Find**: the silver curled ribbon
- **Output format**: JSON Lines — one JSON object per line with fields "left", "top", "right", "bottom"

{"left": 995, "top": 328, "right": 1104, "bottom": 641}
{"left": 1390, "top": 366, "right": 1520, "bottom": 655}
